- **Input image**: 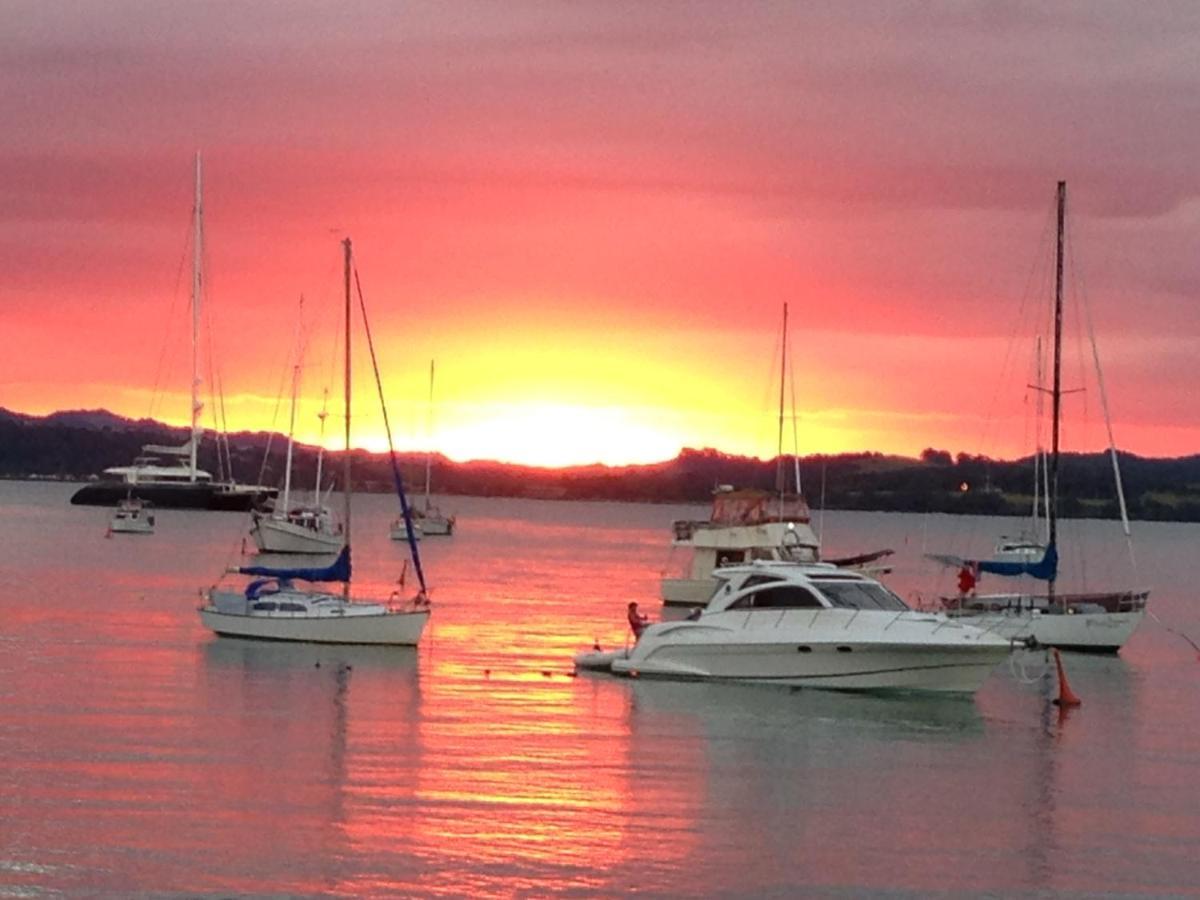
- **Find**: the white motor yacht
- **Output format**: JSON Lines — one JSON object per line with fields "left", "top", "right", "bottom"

{"left": 662, "top": 488, "right": 891, "bottom": 607}
{"left": 580, "top": 561, "right": 1013, "bottom": 694}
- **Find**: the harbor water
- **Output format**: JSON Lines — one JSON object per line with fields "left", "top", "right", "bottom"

{"left": 1, "top": 481, "right": 1197, "bottom": 896}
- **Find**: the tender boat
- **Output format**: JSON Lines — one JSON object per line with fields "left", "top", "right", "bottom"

{"left": 108, "top": 497, "right": 155, "bottom": 534}
{"left": 583, "top": 561, "right": 1013, "bottom": 693}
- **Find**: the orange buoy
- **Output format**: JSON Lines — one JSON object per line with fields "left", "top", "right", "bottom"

{"left": 1051, "top": 648, "right": 1082, "bottom": 707}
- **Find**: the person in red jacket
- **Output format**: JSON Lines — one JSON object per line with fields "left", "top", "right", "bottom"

{"left": 957, "top": 564, "right": 978, "bottom": 597}
{"left": 627, "top": 601, "right": 650, "bottom": 639}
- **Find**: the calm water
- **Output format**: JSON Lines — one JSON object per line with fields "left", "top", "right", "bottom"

{"left": 1, "top": 481, "right": 1198, "bottom": 897}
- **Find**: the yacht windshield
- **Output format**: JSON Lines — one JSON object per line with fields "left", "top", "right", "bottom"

{"left": 813, "top": 581, "right": 909, "bottom": 611}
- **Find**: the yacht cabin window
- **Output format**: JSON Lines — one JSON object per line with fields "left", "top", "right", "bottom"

{"left": 814, "top": 581, "right": 909, "bottom": 611}
{"left": 729, "top": 585, "right": 824, "bottom": 610}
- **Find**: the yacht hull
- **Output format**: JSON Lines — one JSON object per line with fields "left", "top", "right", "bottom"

{"left": 199, "top": 605, "right": 429, "bottom": 645}
{"left": 72, "top": 481, "right": 275, "bottom": 511}
{"left": 609, "top": 642, "right": 1008, "bottom": 693}
{"left": 250, "top": 517, "right": 343, "bottom": 554}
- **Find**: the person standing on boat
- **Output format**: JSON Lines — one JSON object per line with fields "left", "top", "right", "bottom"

{"left": 957, "top": 563, "right": 978, "bottom": 597}
{"left": 627, "top": 601, "right": 650, "bottom": 639}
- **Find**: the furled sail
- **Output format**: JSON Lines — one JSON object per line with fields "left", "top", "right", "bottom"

{"left": 236, "top": 545, "right": 351, "bottom": 583}
{"left": 927, "top": 542, "right": 1057, "bottom": 582}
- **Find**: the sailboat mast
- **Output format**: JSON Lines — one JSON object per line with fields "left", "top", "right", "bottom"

{"left": 776, "top": 302, "right": 788, "bottom": 505}
{"left": 282, "top": 363, "right": 299, "bottom": 514}
{"left": 342, "top": 238, "right": 353, "bottom": 598}
{"left": 314, "top": 388, "right": 328, "bottom": 502}
{"left": 1049, "top": 181, "right": 1066, "bottom": 598}
{"left": 1032, "top": 336, "right": 1044, "bottom": 539}
{"left": 424, "top": 359, "right": 434, "bottom": 511}
{"left": 190, "top": 152, "right": 203, "bottom": 482}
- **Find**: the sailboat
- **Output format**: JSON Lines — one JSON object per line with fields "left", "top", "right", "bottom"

{"left": 199, "top": 238, "right": 431, "bottom": 645}
{"left": 930, "top": 182, "right": 1148, "bottom": 652}
{"left": 661, "top": 303, "right": 892, "bottom": 608}
{"left": 71, "top": 154, "right": 276, "bottom": 512}
{"left": 992, "top": 338, "right": 1050, "bottom": 563}
{"left": 390, "top": 360, "right": 455, "bottom": 540}
{"left": 250, "top": 363, "right": 342, "bottom": 554}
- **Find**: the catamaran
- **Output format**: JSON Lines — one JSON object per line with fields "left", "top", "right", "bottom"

{"left": 71, "top": 154, "right": 275, "bottom": 512}
{"left": 199, "top": 238, "right": 431, "bottom": 645}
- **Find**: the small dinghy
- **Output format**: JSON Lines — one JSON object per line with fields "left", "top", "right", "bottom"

{"left": 573, "top": 646, "right": 630, "bottom": 672}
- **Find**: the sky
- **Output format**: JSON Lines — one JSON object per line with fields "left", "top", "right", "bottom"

{"left": 2, "top": 2, "right": 1199, "bottom": 466}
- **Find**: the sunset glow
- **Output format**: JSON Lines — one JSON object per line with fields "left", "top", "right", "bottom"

{"left": 3, "top": 5, "right": 1198, "bottom": 466}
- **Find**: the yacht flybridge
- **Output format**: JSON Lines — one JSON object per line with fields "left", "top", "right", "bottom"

{"left": 582, "top": 561, "right": 1013, "bottom": 693}
{"left": 663, "top": 487, "right": 893, "bottom": 608}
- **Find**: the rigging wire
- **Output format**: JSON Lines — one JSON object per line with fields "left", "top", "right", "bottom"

{"left": 148, "top": 210, "right": 194, "bottom": 422}
{"left": 1067, "top": 218, "right": 1137, "bottom": 583}
{"left": 352, "top": 262, "right": 428, "bottom": 597}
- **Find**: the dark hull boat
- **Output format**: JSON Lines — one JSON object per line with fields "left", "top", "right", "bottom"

{"left": 69, "top": 156, "right": 276, "bottom": 515}
{"left": 71, "top": 480, "right": 274, "bottom": 511}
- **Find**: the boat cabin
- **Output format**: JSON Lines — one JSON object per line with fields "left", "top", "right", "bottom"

{"left": 703, "top": 563, "right": 911, "bottom": 616}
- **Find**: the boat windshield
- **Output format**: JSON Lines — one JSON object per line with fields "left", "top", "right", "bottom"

{"left": 813, "top": 581, "right": 909, "bottom": 612}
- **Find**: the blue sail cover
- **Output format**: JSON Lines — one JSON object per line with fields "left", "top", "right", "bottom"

{"left": 976, "top": 542, "right": 1058, "bottom": 581}
{"left": 236, "top": 545, "right": 351, "bottom": 583}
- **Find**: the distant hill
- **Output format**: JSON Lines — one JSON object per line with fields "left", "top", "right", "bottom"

{"left": 3, "top": 407, "right": 1200, "bottom": 521}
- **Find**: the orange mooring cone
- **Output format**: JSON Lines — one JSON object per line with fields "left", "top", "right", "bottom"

{"left": 1051, "top": 648, "right": 1082, "bottom": 707}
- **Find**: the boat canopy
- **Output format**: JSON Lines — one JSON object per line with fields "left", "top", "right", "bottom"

{"left": 976, "top": 542, "right": 1057, "bottom": 580}
{"left": 928, "top": 542, "right": 1058, "bottom": 582}
{"left": 141, "top": 441, "right": 194, "bottom": 457}
{"left": 236, "top": 545, "right": 351, "bottom": 583}
{"left": 710, "top": 489, "right": 811, "bottom": 526}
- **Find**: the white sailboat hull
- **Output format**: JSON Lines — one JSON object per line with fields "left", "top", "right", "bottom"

{"left": 952, "top": 608, "right": 1145, "bottom": 652}
{"left": 251, "top": 516, "right": 343, "bottom": 554}
{"left": 200, "top": 591, "right": 429, "bottom": 646}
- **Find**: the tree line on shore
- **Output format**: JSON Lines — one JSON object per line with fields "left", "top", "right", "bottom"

{"left": 3, "top": 408, "right": 1199, "bottom": 522}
